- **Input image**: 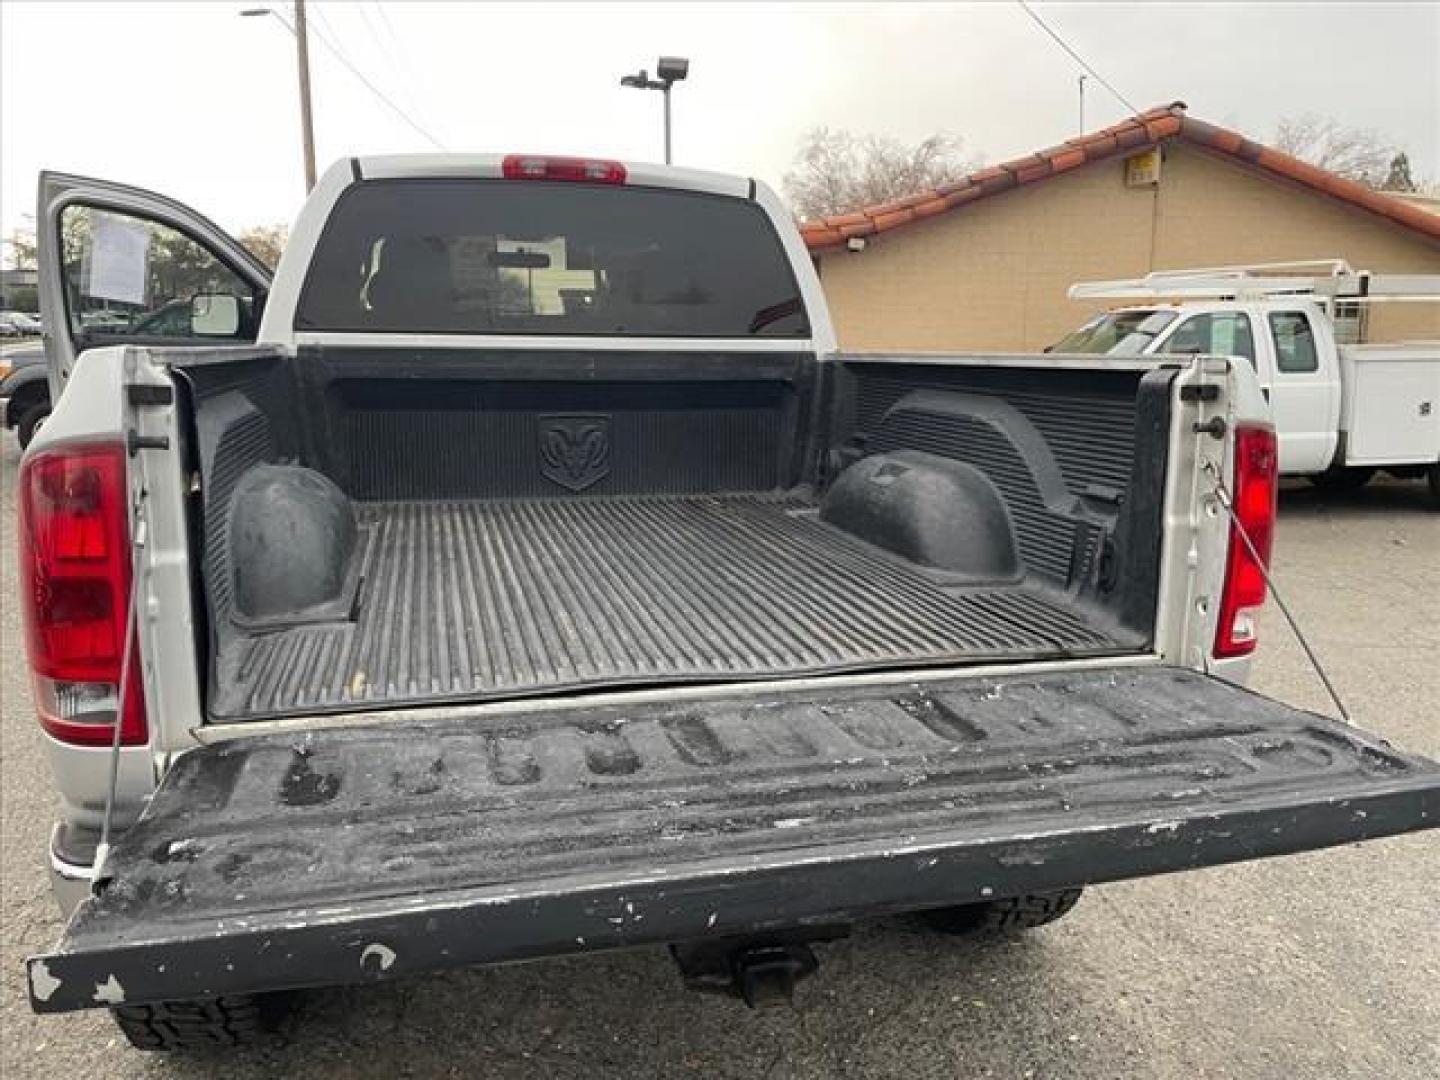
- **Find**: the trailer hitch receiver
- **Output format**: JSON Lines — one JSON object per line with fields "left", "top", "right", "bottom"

{"left": 670, "top": 928, "right": 847, "bottom": 1007}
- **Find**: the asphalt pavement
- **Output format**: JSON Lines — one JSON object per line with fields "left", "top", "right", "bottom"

{"left": 2, "top": 432, "right": 1436, "bottom": 1079}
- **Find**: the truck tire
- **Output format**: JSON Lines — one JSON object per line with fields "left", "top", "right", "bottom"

{"left": 110, "top": 993, "right": 292, "bottom": 1052}
{"left": 1427, "top": 464, "right": 1440, "bottom": 509}
{"left": 920, "top": 888, "right": 1083, "bottom": 936}
{"left": 1307, "top": 465, "right": 1375, "bottom": 492}
{"left": 14, "top": 400, "right": 50, "bottom": 450}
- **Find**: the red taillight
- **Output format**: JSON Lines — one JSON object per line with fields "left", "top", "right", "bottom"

{"left": 1214, "top": 423, "right": 1279, "bottom": 659}
{"left": 17, "top": 443, "right": 146, "bottom": 746}
{"left": 501, "top": 154, "right": 627, "bottom": 184}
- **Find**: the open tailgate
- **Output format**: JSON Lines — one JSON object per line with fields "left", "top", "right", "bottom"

{"left": 28, "top": 667, "right": 1440, "bottom": 1012}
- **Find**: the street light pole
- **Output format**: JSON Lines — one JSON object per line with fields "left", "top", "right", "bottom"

{"left": 1078, "top": 74, "right": 1087, "bottom": 135}
{"left": 620, "top": 57, "right": 689, "bottom": 165}
{"left": 241, "top": 3, "right": 317, "bottom": 192}
{"left": 662, "top": 82, "right": 672, "bottom": 165}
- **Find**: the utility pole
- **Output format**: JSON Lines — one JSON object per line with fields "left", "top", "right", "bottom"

{"left": 294, "top": 0, "right": 317, "bottom": 192}
{"left": 1078, "top": 74, "right": 1087, "bottom": 135}
{"left": 241, "top": 3, "right": 317, "bottom": 192}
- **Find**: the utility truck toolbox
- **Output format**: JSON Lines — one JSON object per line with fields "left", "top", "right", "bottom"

{"left": 22, "top": 162, "right": 1440, "bottom": 1048}
{"left": 1339, "top": 343, "right": 1440, "bottom": 465}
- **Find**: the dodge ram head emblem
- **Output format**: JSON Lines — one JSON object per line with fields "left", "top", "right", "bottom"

{"left": 539, "top": 415, "right": 612, "bottom": 491}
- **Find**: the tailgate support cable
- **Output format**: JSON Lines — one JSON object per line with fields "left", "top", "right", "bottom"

{"left": 1204, "top": 461, "right": 1353, "bottom": 725}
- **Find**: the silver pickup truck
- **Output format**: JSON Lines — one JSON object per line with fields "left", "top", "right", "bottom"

{"left": 20, "top": 157, "right": 1440, "bottom": 1051}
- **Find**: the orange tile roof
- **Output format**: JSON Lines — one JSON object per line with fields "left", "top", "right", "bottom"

{"left": 800, "top": 102, "right": 1440, "bottom": 251}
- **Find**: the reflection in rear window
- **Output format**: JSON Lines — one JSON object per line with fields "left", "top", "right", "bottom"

{"left": 296, "top": 179, "right": 809, "bottom": 338}
{"left": 1049, "top": 309, "right": 1177, "bottom": 355}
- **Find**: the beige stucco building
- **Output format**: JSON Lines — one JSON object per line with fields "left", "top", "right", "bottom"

{"left": 803, "top": 104, "right": 1440, "bottom": 352}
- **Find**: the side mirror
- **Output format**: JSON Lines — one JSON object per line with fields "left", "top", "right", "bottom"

{"left": 190, "top": 293, "right": 240, "bottom": 337}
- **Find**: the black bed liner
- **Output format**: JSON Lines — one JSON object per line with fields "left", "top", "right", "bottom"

{"left": 29, "top": 666, "right": 1440, "bottom": 1013}
{"left": 217, "top": 495, "right": 1128, "bottom": 720}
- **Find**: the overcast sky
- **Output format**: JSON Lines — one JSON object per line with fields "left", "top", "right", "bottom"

{"left": 2, "top": 1, "right": 1437, "bottom": 258}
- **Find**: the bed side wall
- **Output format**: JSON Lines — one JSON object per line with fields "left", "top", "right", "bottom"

{"left": 828, "top": 358, "right": 1172, "bottom": 643}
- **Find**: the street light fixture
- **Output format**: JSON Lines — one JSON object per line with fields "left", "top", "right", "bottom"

{"left": 619, "top": 56, "right": 689, "bottom": 165}
{"left": 241, "top": 2, "right": 317, "bottom": 192}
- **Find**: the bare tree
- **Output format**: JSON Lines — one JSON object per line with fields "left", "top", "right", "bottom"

{"left": 1273, "top": 114, "right": 1397, "bottom": 188}
{"left": 4, "top": 226, "right": 37, "bottom": 270}
{"left": 783, "top": 128, "right": 981, "bottom": 220}
{"left": 238, "top": 224, "right": 289, "bottom": 270}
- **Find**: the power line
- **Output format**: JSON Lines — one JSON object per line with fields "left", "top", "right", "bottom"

{"left": 318, "top": 1, "right": 421, "bottom": 128}
{"left": 294, "top": 4, "right": 449, "bottom": 151}
{"left": 306, "top": 1, "right": 339, "bottom": 42}
{"left": 353, "top": 0, "right": 405, "bottom": 101}
{"left": 371, "top": 1, "right": 401, "bottom": 46}
{"left": 1014, "top": 0, "right": 1142, "bottom": 118}
{"left": 366, "top": 1, "right": 440, "bottom": 138}
{"left": 355, "top": 0, "right": 387, "bottom": 57}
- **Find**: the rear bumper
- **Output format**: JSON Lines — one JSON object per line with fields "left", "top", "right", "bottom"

{"left": 47, "top": 825, "right": 98, "bottom": 919}
{"left": 27, "top": 666, "right": 1440, "bottom": 1013}
{"left": 48, "top": 843, "right": 93, "bottom": 919}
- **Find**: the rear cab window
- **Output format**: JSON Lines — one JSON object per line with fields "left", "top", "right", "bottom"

{"left": 296, "top": 179, "right": 809, "bottom": 338}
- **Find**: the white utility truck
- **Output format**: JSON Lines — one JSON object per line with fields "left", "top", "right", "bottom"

{"left": 1057, "top": 261, "right": 1440, "bottom": 501}
{"left": 21, "top": 165, "right": 1440, "bottom": 1050}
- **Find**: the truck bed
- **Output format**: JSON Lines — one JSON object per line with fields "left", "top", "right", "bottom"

{"left": 220, "top": 494, "right": 1127, "bottom": 719}
{"left": 184, "top": 350, "right": 1168, "bottom": 724}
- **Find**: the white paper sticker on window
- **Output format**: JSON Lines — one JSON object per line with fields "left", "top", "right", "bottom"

{"left": 1213, "top": 317, "right": 1237, "bottom": 356}
{"left": 87, "top": 214, "right": 149, "bottom": 305}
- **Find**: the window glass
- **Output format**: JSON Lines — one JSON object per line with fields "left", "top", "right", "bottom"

{"left": 1165, "top": 314, "right": 1212, "bottom": 354}
{"left": 296, "top": 179, "right": 810, "bottom": 338}
{"left": 57, "top": 205, "right": 256, "bottom": 340}
{"left": 1048, "top": 309, "right": 1176, "bottom": 355}
{"left": 1268, "top": 311, "right": 1319, "bottom": 373}
{"left": 1209, "top": 313, "right": 1256, "bottom": 366}
{"left": 1162, "top": 313, "right": 1257, "bottom": 367}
